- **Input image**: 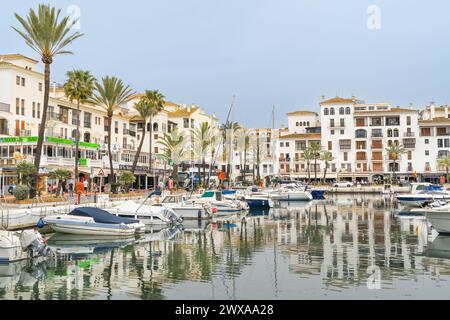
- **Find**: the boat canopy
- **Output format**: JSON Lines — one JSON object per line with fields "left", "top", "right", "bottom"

{"left": 222, "top": 190, "right": 236, "bottom": 195}
{"left": 69, "top": 207, "right": 139, "bottom": 225}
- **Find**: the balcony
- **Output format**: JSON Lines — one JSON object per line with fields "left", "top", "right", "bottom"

{"left": 0, "top": 103, "right": 10, "bottom": 113}
{"left": 123, "top": 144, "right": 134, "bottom": 150}
{"left": 19, "top": 130, "right": 31, "bottom": 137}
{"left": 404, "top": 132, "right": 415, "bottom": 138}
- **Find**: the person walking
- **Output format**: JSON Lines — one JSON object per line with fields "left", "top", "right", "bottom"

{"left": 168, "top": 178, "right": 174, "bottom": 194}
{"left": 75, "top": 179, "right": 84, "bottom": 205}
{"left": 83, "top": 179, "right": 89, "bottom": 194}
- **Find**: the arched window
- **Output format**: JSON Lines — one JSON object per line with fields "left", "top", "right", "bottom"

{"left": 394, "top": 140, "right": 399, "bottom": 146}
{"left": 388, "top": 140, "right": 393, "bottom": 146}
{"left": 330, "top": 108, "right": 335, "bottom": 115}
{"left": 387, "top": 129, "right": 393, "bottom": 137}
{"left": 324, "top": 108, "right": 329, "bottom": 116}
{"left": 307, "top": 122, "right": 310, "bottom": 127}
{"left": 355, "top": 129, "right": 367, "bottom": 138}
{"left": 346, "top": 107, "right": 351, "bottom": 115}
{"left": 303, "top": 122, "right": 307, "bottom": 126}
{"left": 296, "top": 122, "right": 299, "bottom": 126}
{"left": 339, "top": 107, "right": 345, "bottom": 115}
{"left": 393, "top": 129, "right": 399, "bottom": 137}
{"left": 153, "top": 122, "right": 159, "bottom": 132}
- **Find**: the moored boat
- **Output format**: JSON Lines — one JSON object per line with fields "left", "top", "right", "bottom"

{"left": 43, "top": 207, "right": 145, "bottom": 236}
{"left": 396, "top": 183, "right": 450, "bottom": 207}
{"left": 0, "top": 230, "right": 50, "bottom": 263}
{"left": 153, "top": 194, "right": 216, "bottom": 220}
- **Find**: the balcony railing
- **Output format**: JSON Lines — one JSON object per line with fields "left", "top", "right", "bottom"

{"left": 404, "top": 132, "right": 415, "bottom": 137}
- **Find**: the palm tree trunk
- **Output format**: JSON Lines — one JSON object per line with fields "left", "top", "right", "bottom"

{"left": 314, "top": 158, "right": 318, "bottom": 184}
{"left": 173, "top": 163, "right": 178, "bottom": 185}
{"left": 307, "top": 162, "right": 311, "bottom": 183}
{"left": 107, "top": 116, "right": 115, "bottom": 183}
{"left": 447, "top": 166, "right": 449, "bottom": 184}
{"left": 74, "top": 100, "right": 80, "bottom": 183}
{"left": 33, "top": 62, "right": 51, "bottom": 197}
{"left": 323, "top": 162, "right": 328, "bottom": 184}
{"left": 243, "top": 144, "right": 248, "bottom": 182}
{"left": 202, "top": 157, "right": 206, "bottom": 187}
{"left": 148, "top": 116, "right": 153, "bottom": 188}
{"left": 131, "top": 124, "right": 146, "bottom": 174}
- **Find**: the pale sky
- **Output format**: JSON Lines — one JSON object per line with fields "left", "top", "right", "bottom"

{"left": 1, "top": 1, "right": 450, "bottom": 127}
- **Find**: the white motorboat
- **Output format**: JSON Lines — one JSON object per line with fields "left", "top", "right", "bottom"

{"left": 396, "top": 183, "right": 450, "bottom": 207}
{"left": 186, "top": 190, "right": 248, "bottom": 214}
{"left": 425, "top": 203, "right": 450, "bottom": 234}
{"left": 270, "top": 185, "right": 313, "bottom": 201}
{"left": 44, "top": 207, "right": 146, "bottom": 236}
{"left": 0, "top": 229, "right": 50, "bottom": 263}
{"left": 153, "top": 194, "right": 216, "bottom": 220}
{"left": 108, "top": 200, "right": 183, "bottom": 225}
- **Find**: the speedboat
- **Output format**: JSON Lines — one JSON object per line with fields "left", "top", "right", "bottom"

{"left": 186, "top": 190, "right": 248, "bottom": 214}
{"left": 43, "top": 207, "right": 146, "bottom": 236}
{"left": 425, "top": 203, "right": 450, "bottom": 234}
{"left": 242, "top": 188, "right": 274, "bottom": 208}
{"left": 270, "top": 184, "right": 313, "bottom": 201}
{"left": 396, "top": 183, "right": 450, "bottom": 207}
{"left": 0, "top": 229, "right": 50, "bottom": 263}
{"left": 153, "top": 194, "right": 216, "bottom": 220}
{"left": 107, "top": 200, "right": 183, "bottom": 225}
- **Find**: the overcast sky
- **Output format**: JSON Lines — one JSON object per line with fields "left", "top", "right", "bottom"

{"left": 1, "top": 1, "right": 450, "bottom": 127}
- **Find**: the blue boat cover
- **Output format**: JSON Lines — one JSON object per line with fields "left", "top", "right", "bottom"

{"left": 428, "top": 185, "right": 444, "bottom": 192}
{"left": 221, "top": 190, "right": 236, "bottom": 195}
{"left": 69, "top": 207, "right": 139, "bottom": 225}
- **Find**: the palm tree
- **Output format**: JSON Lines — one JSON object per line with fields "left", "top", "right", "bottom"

{"left": 237, "top": 128, "right": 251, "bottom": 182}
{"left": 221, "top": 121, "right": 241, "bottom": 181}
{"left": 12, "top": 5, "right": 83, "bottom": 192}
{"left": 321, "top": 151, "right": 333, "bottom": 184}
{"left": 192, "top": 122, "right": 213, "bottom": 187}
{"left": 302, "top": 148, "right": 314, "bottom": 183}
{"left": 386, "top": 144, "right": 406, "bottom": 184}
{"left": 438, "top": 156, "right": 450, "bottom": 183}
{"left": 160, "top": 129, "right": 186, "bottom": 186}
{"left": 90, "top": 77, "right": 134, "bottom": 183}
{"left": 143, "top": 90, "right": 165, "bottom": 184}
{"left": 63, "top": 70, "right": 96, "bottom": 183}
{"left": 309, "top": 142, "right": 323, "bottom": 184}
{"left": 130, "top": 98, "right": 151, "bottom": 174}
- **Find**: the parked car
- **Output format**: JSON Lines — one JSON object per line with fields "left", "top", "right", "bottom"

{"left": 333, "top": 181, "right": 354, "bottom": 188}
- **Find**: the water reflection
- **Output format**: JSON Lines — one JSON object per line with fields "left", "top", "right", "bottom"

{"left": 2, "top": 195, "right": 450, "bottom": 300}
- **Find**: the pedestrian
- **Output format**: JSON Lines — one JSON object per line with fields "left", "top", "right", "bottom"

{"left": 68, "top": 181, "right": 74, "bottom": 197}
{"left": 83, "top": 179, "right": 89, "bottom": 193}
{"left": 75, "top": 180, "right": 84, "bottom": 205}
{"left": 158, "top": 180, "right": 164, "bottom": 191}
{"left": 168, "top": 178, "right": 174, "bottom": 194}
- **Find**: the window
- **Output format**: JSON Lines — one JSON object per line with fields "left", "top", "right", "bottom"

{"left": 339, "top": 107, "right": 345, "bottom": 115}
{"left": 346, "top": 107, "right": 351, "bottom": 115}
{"left": 339, "top": 140, "right": 351, "bottom": 150}
{"left": 371, "top": 117, "right": 382, "bottom": 126}
{"left": 330, "top": 108, "right": 335, "bottom": 115}
{"left": 37, "top": 103, "right": 41, "bottom": 118}
{"left": 407, "top": 116, "right": 411, "bottom": 126}
{"left": 183, "top": 118, "right": 189, "bottom": 128}
{"left": 393, "top": 129, "right": 399, "bottom": 137}
{"left": 408, "top": 151, "right": 412, "bottom": 160}
{"left": 421, "top": 128, "right": 431, "bottom": 136}
{"left": 21, "top": 77, "right": 25, "bottom": 86}
{"left": 295, "top": 141, "right": 307, "bottom": 151}
{"left": 340, "top": 130, "right": 345, "bottom": 135}
{"left": 355, "top": 129, "right": 367, "bottom": 138}
{"left": 344, "top": 152, "right": 348, "bottom": 162}
{"left": 16, "top": 76, "right": 20, "bottom": 85}
{"left": 38, "top": 83, "right": 43, "bottom": 92}
{"left": 21, "top": 99, "right": 25, "bottom": 116}
{"left": 153, "top": 123, "right": 159, "bottom": 132}
{"left": 16, "top": 98, "right": 20, "bottom": 115}
{"left": 286, "top": 142, "right": 290, "bottom": 147}
{"left": 115, "top": 121, "right": 119, "bottom": 134}
{"left": 372, "top": 129, "right": 383, "bottom": 137}
{"left": 425, "top": 139, "right": 429, "bottom": 144}
{"left": 356, "top": 118, "right": 365, "bottom": 127}
{"left": 340, "top": 119, "right": 345, "bottom": 127}
{"left": 280, "top": 142, "right": 284, "bottom": 147}
{"left": 438, "top": 139, "right": 443, "bottom": 148}
{"left": 32, "top": 102, "right": 36, "bottom": 118}
{"left": 84, "top": 112, "right": 92, "bottom": 128}
{"left": 324, "top": 108, "right": 329, "bottom": 116}
{"left": 425, "top": 150, "right": 430, "bottom": 156}
{"left": 331, "top": 130, "right": 335, "bottom": 135}
{"left": 330, "top": 119, "right": 335, "bottom": 127}
{"left": 328, "top": 141, "right": 332, "bottom": 151}
{"left": 386, "top": 117, "right": 400, "bottom": 126}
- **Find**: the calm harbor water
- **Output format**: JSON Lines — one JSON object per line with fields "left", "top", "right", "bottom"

{"left": 2, "top": 194, "right": 450, "bottom": 300}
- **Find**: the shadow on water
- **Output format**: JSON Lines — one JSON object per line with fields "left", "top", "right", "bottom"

{"left": 2, "top": 194, "right": 450, "bottom": 299}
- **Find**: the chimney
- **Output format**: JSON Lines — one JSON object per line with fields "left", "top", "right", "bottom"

{"left": 430, "top": 101, "right": 436, "bottom": 119}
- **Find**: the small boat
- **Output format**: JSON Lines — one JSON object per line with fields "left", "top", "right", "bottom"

{"left": 396, "top": 183, "right": 450, "bottom": 207}
{"left": 187, "top": 190, "right": 248, "bottom": 213}
{"left": 244, "top": 193, "right": 274, "bottom": 208}
{"left": 270, "top": 184, "right": 313, "bottom": 201}
{"left": 108, "top": 200, "right": 183, "bottom": 225}
{"left": 0, "top": 229, "right": 50, "bottom": 263}
{"left": 43, "top": 207, "right": 146, "bottom": 236}
{"left": 154, "top": 194, "right": 216, "bottom": 220}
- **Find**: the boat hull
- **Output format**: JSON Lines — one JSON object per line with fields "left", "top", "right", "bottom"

{"left": 45, "top": 220, "right": 136, "bottom": 236}
{"left": 426, "top": 211, "right": 450, "bottom": 234}
{"left": 245, "top": 198, "right": 274, "bottom": 208}
{"left": 273, "top": 193, "right": 313, "bottom": 201}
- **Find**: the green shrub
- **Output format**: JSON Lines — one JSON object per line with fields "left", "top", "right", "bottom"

{"left": 13, "top": 185, "right": 30, "bottom": 201}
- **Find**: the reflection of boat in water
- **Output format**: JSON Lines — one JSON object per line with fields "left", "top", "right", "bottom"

{"left": 276, "top": 200, "right": 313, "bottom": 211}
{"left": 248, "top": 208, "right": 271, "bottom": 217}
{"left": 47, "top": 233, "right": 136, "bottom": 255}
{"left": 424, "top": 236, "right": 450, "bottom": 259}
{"left": 136, "top": 226, "right": 182, "bottom": 243}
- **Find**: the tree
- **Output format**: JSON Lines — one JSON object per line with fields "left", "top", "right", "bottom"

{"left": 236, "top": 128, "right": 250, "bottom": 182}
{"left": 221, "top": 121, "right": 241, "bottom": 181}
{"left": 160, "top": 129, "right": 186, "bottom": 186}
{"left": 48, "top": 169, "right": 71, "bottom": 197}
{"left": 321, "top": 151, "right": 333, "bottom": 184}
{"left": 90, "top": 76, "right": 134, "bottom": 184}
{"left": 308, "top": 142, "right": 323, "bottom": 184}
{"left": 302, "top": 148, "right": 314, "bottom": 184}
{"left": 63, "top": 70, "right": 96, "bottom": 183}
{"left": 12, "top": 4, "right": 83, "bottom": 196}
{"left": 437, "top": 156, "right": 450, "bottom": 183}
{"left": 119, "top": 171, "right": 136, "bottom": 193}
{"left": 386, "top": 144, "right": 406, "bottom": 184}
{"left": 143, "top": 90, "right": 165, "bottom": 184}
{"left": 17, "top": 161, "right": 37, "bottom": 194}
{"left": 192, "top": 122, "right": 213, "bottom": 187}
{"left": 130, "top": 98, "right": 151, "bottom": 174}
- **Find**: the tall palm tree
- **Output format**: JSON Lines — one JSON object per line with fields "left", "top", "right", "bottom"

{"left": 221, "top": 121, "right": 241, "bottom": 181}
{"left": 309, "top": 142, "right": 323, "bottom": 184}
{"left": 12, "top": 4, "right": 83, "bottom": 194}
{"left": 143, "top": 90, "right": 165, "bottom": 184}
{"left": 192, "top": 122, "right": 213, "bottom": 187}
{"left": 321, "top": 151, "right": 333, "bottom": 184}
{"left": 130, "top": 98, "right": 152, "bottom": 174}
{"left": 438, "top": 155, "right": 450, "bottom": 183}
{"left": 237, "top": 128, "right": 251, "bottom": 182}
{"left": 90, "top": 77, "right": 134, "bottom": 183}
{"left": 386, "top": 144, "right": 406, "bottom": 184}
{"left": 302, "top": 148, "right": 314, "bottom": 184}
{"left": 63, "top": 70, "right": 96, "bottom": 183}
{"left": 160, "top": 129, "right": 186, "bottom": 185}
